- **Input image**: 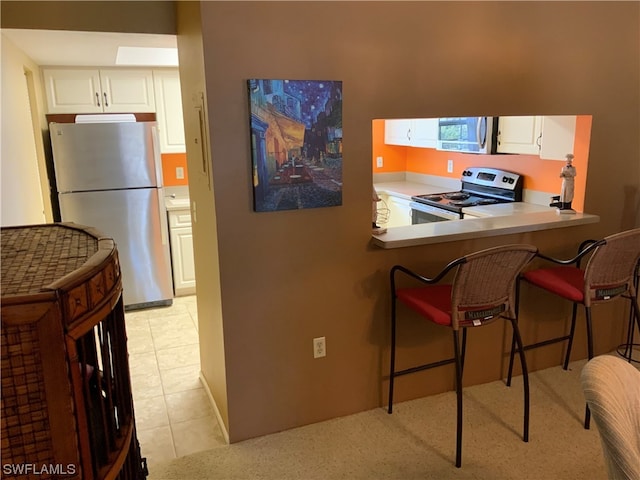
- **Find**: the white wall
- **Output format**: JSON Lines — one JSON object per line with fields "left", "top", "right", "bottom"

{"left": 1, "top": 34, "right": 46, "bottom": 226}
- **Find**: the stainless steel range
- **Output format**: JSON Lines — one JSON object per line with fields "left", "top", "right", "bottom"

{"left": 410, "top": 167, "right": 523, "bottom": 223}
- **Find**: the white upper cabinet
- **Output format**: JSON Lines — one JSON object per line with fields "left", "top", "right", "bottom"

{"left": 384, "top": 119, "right": 413, "bottom": 146}
{"left": 153, "top": 70, "right": 186, "bottom": 153}
{"left": 496, "top": 115, "right": 576, "bottom": 160}
{"left": 384, "top": 118, "right": 438, "bottom": 148}
{"left": 43, "top": 68, "right": 156, "bottom": 114}
{"left": 496, "top": 116, "right": 543, "bottom": 155}
{"left": 410, "top": 119, "right": 439, "bottom": 148}
{"left": 539, "top": 115, "right": 577, "bottom": 161}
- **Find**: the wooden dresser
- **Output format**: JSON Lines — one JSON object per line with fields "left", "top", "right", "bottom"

{"left": 1, "top": 223, "right": 147, "bottom": 479}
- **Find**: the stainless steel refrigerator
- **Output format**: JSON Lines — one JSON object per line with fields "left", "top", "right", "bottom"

{"left": 50, "top": 120, "right": 173, "bottom": 309}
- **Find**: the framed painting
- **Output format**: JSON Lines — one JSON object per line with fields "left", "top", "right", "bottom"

{"left": 247, "top": 79, "right": 343, "bottom": 212}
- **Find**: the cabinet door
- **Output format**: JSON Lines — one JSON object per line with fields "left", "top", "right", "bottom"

{"left": 388, "top": 195, "right": 412, "bottom": 227}
{"left": 43, "top": 68, "right": 103, "bottom": 114}
{"left": 153, "top": 70, "right": 186, "bottom": 153}
{"left": 411, "top": 118, "right": 438, "bottom": 148}
{"left": 168, "top": 210, "right": 196, "bottom": 296}
{"left": 496, "top": 116, "right": 542, "bottom": 155}
{"left": 539, "top": 116, "right": 577, "bottom": 160}
{"left": 384, "top": 119, "right": 412, "bottom": 146}
{"left": 379, "top": 194, "right": 412, "bottom": 228}
{"left": 100, "top": 69, "right": 156, "bottom": 113}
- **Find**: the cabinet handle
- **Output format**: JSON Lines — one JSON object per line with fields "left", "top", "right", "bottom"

{"left": 95, "top": 92, "right": 101, "bottom": 107}
{"left": 103, "top": 92, "right": 109, "bottom": 108}
{"left": 536, "top": 133, "right": 542, "bottom": 150}
{"left": 407, "top": 128, "right": 411, "bottom": 141}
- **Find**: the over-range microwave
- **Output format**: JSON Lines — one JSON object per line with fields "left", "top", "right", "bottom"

{"left": 437, "top": 117, "right": 497, "bottom": 154}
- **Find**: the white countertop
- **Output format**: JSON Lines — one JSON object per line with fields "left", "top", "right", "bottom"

{"left": 372, "top": 210, "right": 600, "bottom": 249}
{"left": 462, "top": 202, "right": 551, "bottom": 218}
{"left": 373, "top": 180, "right": 599, "bottom": 249}
{"left": 374, "top": 181, "right": 453, "bottom": 200}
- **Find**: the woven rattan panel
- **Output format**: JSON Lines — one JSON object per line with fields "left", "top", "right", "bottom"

{"left": 1, "top": 323, "right": 55, "bottom": 474}
{"left": 1, "top": 225, "right": 98, "bottom": 297}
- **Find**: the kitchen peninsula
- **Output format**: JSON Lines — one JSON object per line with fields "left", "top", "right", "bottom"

{"left": 372, "top": 179, "right": 599, "bottom": 249}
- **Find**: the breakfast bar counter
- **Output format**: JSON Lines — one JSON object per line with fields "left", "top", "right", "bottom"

{"left": 372, "top": 210, "right": 600, "bottom": 249}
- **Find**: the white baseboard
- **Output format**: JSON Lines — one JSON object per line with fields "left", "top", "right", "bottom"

{"left": 199, "top": 371, "right": 230, "bottom": 445}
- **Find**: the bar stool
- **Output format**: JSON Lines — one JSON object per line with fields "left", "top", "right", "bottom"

{"left": 506, "top": 228, "right": 640, "bottom": 429}
{"left": 388, "top": 244, "right": 537, "bottom": 468}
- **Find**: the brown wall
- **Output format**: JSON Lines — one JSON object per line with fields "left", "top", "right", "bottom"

{"left": 3, "top": 0, "right": 639, "bottom": 445}
{"left": 175, "top": 1, "right": 230, "bottom": 436}
{"left": 196, "top": 1, "right": 639, "bottom": 442}
{"left": 1, "top": 1, "right": 176, "bottom": 34}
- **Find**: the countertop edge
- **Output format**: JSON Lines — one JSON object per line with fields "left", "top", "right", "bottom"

{"left": 371, "top": 212, "right": 600, "bottom": 249}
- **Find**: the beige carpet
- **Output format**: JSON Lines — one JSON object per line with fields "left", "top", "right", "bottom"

{"left": 147, "top": 354, "right": 635, "bottom": 480}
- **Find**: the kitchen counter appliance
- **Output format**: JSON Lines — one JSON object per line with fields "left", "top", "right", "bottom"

{"left": 437, "top": 117, "right": 497, "bottom": 154}
{"left": 410, "top": 167, "right": 523, "bottom": 224}
{"left": 49, "top": 118, "right": 173, "bottom": 310}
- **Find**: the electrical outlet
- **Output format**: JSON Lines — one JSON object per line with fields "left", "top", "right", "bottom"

{"left": 313, "top": 337, "right": 326, "bottom": 358}
{"left": 176, "top": 166, "right": 185, "bottom": 179}
{"left": 447, "top": 159, "right": 454, "bottom": 173}
{"left": 376, "top": 156, "right": 383, "bottom": 168}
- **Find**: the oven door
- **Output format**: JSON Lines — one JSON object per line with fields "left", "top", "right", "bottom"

{"left": 410, "top": 202, "right": 461, "bottom": 224}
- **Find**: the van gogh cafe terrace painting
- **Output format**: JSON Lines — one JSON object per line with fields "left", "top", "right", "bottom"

{"left": 248, "top": 79, "right": 343, "bottom": 212}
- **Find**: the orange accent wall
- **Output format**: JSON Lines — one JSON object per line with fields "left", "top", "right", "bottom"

{"left": 161, "top": 153, "right": 189, "bottom": 186}
{"left": 371, "top": 119, "right": 407, "bottom": 172}
{"left": 372, "top": 116, "right": 592, "bottom": 212}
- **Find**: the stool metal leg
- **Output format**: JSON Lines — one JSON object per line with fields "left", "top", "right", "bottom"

{"left": 584, "top": 306, "right": 594, "bottom": 430}
{"left": 506, "top": 333, "right": 517, "bottom": 387}
{"left": 388, "top": 293, "right": 397, "bottom": 414}
{"left": 453, "top": 330, "right": 463, "bottom": 468}
{"left": 510, "top": 317, "right": 530, "bottom": 442}
{"left": 506, "top": 279, "right": 522, "bottom": 387}
{"left": 563, "top": 303, "right": 579, "bottom": 370}
{"left": 460, "top": 327, "right": 468, "bottom": 377}
{"left": 620, "top": 291, "right": 640, "bottom": 363}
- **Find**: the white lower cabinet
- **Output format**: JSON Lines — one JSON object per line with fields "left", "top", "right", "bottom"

{"left": 168, "top": 209, "right": 196, "bottom": 296}
{"left": 378, "top": 193, "right": 412, "bottom": 228}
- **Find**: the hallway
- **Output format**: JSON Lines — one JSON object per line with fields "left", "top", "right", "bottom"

{"left": 125, "top": 296, "right": 226, "bottom": 469}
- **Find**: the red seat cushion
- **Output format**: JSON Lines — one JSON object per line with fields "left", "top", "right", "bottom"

{"left": 396, "top": 284, "right": 452, "bottom": 326}
{"left": 522, "top": 266, "right": 585, "bottom": 303}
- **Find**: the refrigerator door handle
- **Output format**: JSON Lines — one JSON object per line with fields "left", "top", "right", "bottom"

{"left": 157, "top": 190, "right": 169, "bottom": 246}
{"left": 150, "top": 124, "right": 164, "bottom": 187}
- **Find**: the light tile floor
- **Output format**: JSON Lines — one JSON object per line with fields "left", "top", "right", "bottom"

{"left": 125, "top": 296, "right": 227, "bottom": 470}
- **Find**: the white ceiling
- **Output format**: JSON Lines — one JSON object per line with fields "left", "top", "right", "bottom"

{"left": 1, "top": 28, "right": 178, "bottom": 67}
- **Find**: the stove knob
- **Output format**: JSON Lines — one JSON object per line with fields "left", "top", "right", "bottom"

{"left": 509, "top": 178, "right": 515, "bottom": 184}
{"left": 502, "top": 176, "right": 508, "bottom": 182}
